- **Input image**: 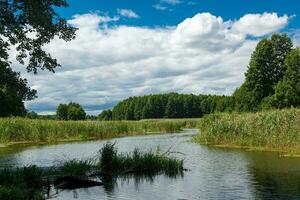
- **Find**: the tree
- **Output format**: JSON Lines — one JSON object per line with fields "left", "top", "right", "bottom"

{"left": 56, "top": 103, "right": 68, "bottom": 120}
{"left": 67, "top": 102, "right": 86, "bottom": 121}
{"left": 234, "top": 34, "right": 293, "bottom": 111}
{"left": 56, "top": 102, "right": 86, "bottom": 121}
{"left": 0, "top": 61, "right": 36, "bottom": 116}
{"left": 264, "top": 48, "right": 300, "bottom": 108}
{"left": 0, "top": 0, "right": 76, "bottom": 73}
{"left": 0, "top": 0, "right": 76, "bottom": 117}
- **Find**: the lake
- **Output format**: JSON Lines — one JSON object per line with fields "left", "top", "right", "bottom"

{"left": 1, "top": 129, "right": 300, "bottom": 200}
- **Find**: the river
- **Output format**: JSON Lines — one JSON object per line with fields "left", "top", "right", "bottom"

{"left": 1, "top": 129, "right": 300, "bottom": 200}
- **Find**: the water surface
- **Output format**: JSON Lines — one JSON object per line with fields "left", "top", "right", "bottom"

{"left": 1, "top": 129, "right": 300, "bottom": 200}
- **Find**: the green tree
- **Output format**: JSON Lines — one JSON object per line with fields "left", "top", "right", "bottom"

{"left": 0, "top": 0, "right": 76, "bottom": 73}
{"left": 0, "top": 0, "right": 76, "bottom": 116}
{"left": 234, "top": 34, "right": 293, "bottom": 111}
{"left": 0, "top": 61, "right": 36, "bottom": 117}
{"left": 67, "top": 102, "right": 86, "bottom": 121}
{"left": 56, "top": 103, "right": 68, "bottom": 120}
{"left": 264, "top": 48, "right": 300, "bottom": 108}
{"left": 56, "top": 102, "right": 86, "bottom": 120}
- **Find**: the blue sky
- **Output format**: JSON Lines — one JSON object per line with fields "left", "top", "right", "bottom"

{"left": 14, "top": 1, "right": 300, "bottom": 115}
{"left": 57, "top": 0, "right": 300, "bottom": 29}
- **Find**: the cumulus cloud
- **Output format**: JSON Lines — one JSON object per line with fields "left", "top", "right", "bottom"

{"left": 232, "top": 12, "right": 289, "bottom": 36}
{"left": 117, "top": 9, "right": 139, "bottom": 18}
{"left": 12, "top": 12, "right": 290, "bottom": 114}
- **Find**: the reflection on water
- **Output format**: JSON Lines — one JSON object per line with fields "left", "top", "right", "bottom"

{"left": 1, "top": 129, "right": 300, "bottom": 200}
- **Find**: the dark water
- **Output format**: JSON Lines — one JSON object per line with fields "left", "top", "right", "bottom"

{"left": 1, "top": 129, "right": 300, "bottom": 200}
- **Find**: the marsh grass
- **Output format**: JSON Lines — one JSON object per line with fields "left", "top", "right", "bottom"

{"left": 195, "top": 108, "right": 300, "bottom": 152}
{"left": 56, "top": 159, "right": 95, "bottom": 176}
{"left": 99, "top": 143, "right": 184, "bottom": 176}
{"left": 0, "top": 166, "right": 46, "bottom": 200}
{"left": 0, "top": 118, "right": 198, "bottom": 144}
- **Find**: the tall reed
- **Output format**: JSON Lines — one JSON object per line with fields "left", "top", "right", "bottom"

{"left": 195, "top": 108, "right": 300, "bottom": 152}
{"left": 0, "top": 118, "right": 198, "bottom": 144}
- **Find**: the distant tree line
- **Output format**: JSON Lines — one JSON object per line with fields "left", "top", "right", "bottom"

{"left": 99, "top": 93, "right": 234, "bottom": 120}
{"left": 100, "top": 33, "right": 300, "bottom": 120}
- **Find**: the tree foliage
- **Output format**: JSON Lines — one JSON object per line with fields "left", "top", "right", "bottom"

{"left": 0, "top": 0, "right": 76, "bottom": 117}
{"left": 0, "top": 0, "right": 76, "bottom": 73}
{"left": 56, "top": 103, "right": 68, "bottom": 120}
{"left": 264, "top": 48, "right": 300, "bottom": 108}
{"left": 0, "top": 61, "right": 36, "bottom": 116}
{"left": 56, "top": 102, "right": 86, "bottom": 121}
{"left": 234, "top": 33, "right": 293, "bottom": 111}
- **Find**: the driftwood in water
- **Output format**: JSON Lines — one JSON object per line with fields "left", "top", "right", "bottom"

{"left": 54, "top": 176, "right": 103, "bottom": 189}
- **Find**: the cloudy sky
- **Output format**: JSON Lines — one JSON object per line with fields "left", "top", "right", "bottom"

{"left": 11, "top": 0, "right": 300, "bottom": 115}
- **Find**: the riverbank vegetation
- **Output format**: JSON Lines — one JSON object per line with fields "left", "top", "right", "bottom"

{"left": 194, "top": 108, "right": 300, "bottom": 152}
{"left": 0, "top": 143, "right": 184, "bottom": 200}
{"left": 0, "top": 118, "right": 198, "bottom": 144}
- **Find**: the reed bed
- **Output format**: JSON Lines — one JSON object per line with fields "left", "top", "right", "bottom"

{"left": 0, "top": 118, "right": 198, "bottom": 144}
{"left": 195, "top": 108, "right": 300, "bottom": 152}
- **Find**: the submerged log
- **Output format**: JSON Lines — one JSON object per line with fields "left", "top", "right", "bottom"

{"left": 54, "top": 176, "right": 103, "bottom": 189}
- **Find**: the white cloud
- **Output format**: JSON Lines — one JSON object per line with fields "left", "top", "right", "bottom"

{"left": 291, "top": 29, "right": 300, "bottom": 47}
{"left": 160, "top": 0, "right": 181, "bottom": 5}
{"left": 232, "top": 12, "right": 289, "bottom": 36}
{"left": 117, "top": 9, "right": 139, "bottom": 18}
{"left": 153, "top": 4, "right": 167, "bottom": 11}
{"left": 11, "top": 12, "right": 290, "bottom": 114}
{"left": 68, "top": 13, "right": 119, "bottom": 29}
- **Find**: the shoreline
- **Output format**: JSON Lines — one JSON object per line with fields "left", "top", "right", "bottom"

{"left": 195, "top": 141, "right": 300, "bottom": 157}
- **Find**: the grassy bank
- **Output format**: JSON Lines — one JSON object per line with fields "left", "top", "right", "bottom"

{"left": 0, "top": 118, "right": 198, "bottom": 144}
{"left": 0, "top": 143, "right": 184, "bottom": 200}
{"left": 194, "top": 108, "right": 300, "bottom": 153}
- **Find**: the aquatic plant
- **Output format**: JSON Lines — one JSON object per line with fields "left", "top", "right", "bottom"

{"left": 99, "top": 142, "right": 184, "bottom": 176}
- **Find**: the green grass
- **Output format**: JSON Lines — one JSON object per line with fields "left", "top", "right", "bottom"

{"left": 0, "top": 118, "right": 198, "bottom": 144}
{"left": 194, "top": 108, "right": 300, "bottom": 153}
